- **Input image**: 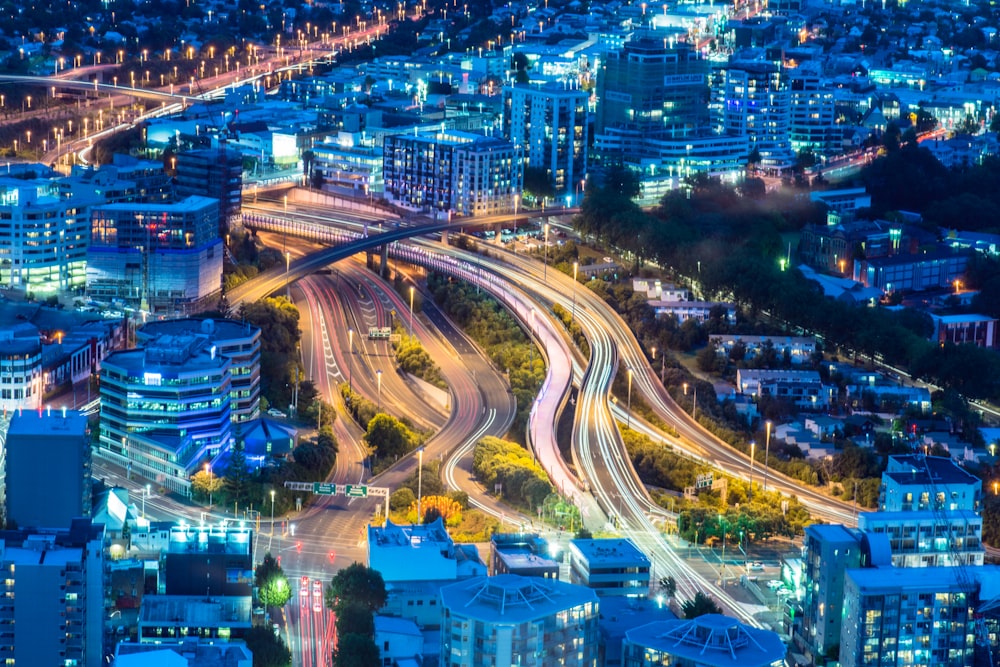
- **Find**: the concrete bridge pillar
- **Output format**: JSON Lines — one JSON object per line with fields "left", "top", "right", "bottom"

{"left": 380, "top": 244, "right": 389, "bottom": 278}
{"left": 441, "top": 229, "right": 449, "bottom": 246}
{"left": 495, "top": 223, "right": 504, "bottom": 245}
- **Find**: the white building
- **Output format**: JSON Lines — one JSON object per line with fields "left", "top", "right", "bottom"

{"left": 715, "top": 59, "right": 794, "bottom": 171}
{"left": 569, "top": 538, "right": 650, "bottom": 597}
{"left": 735, "top": 369, "right": 833, "bottom": 410}
{"left": 0, "top": 179, "right": 96, "bottom": 296}
{"left": 0, "top": 323, "right": 43, "bottom": 412}
{"left": 503, "top": 81, "right": 588, "bottom": 198}
{"left": 623, "top": 615, "right": 786, "bottom": 667}
{"left": 789, "top": 63, "right": 836, "bottom": 156}
{"left": 439, "top": 574, "right": 599, "bottom": 667}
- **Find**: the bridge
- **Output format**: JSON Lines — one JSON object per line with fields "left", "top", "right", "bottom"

{"left": 230, "top": 208, "right": 578, "bottom": 306}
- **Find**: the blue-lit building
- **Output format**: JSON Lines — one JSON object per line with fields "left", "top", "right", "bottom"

{"left": 97, "top": 333, "right": 233, "bottom": 495}
{"left": 569, "top": 538, "right": 651, "bottom": 597}
{"left": 623, "top": 615, "right": 786, "bottom": 667}
{"left": 439, "top": 574, "right": 599, "bottom": 667}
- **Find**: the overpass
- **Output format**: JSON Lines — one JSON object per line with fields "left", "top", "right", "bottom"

{"left": 0, "top": 73, "right": 200, "bottom": 104}
{"left": 230, "top": 208, "right": 577, "bottom": 305}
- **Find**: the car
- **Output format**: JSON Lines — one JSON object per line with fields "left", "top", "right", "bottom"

{"left": 749, "top": 561, "right": 765, "bottom": 571}
{"left": 313, "top": 601, "right": 323, "bottom": 613}
{"left": 766, "top": 580, "right": 784, "bottom": 590}
{"left": 267, "top": 408, "right": 287, "bottom": 418}
{"left": 312, "top": 580, "right": 323, "bottom": 597}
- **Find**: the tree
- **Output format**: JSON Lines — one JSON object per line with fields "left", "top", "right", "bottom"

{"left": 243, "top": 626, "right": 292, "bottom": 667}
{"left": 659, "top": 576, "right": 677, "bottom": 599}
{"left": 256, "top": 553, "right": 292, "bottom": 607}
{"left": 334, "top": 633, "right": 380, "bottom": 667}
{"left": 336, "top": 602, "right": 375, "bottom": 636}
{"left": 224, "top": 441, "right": 254, "bottom": 508}
{"left": 190, "top": 469, "right": 224, "bottom": 503}
{"left": 408, "top": 495, "right": 462, "bottom": 525}
{"left": 327, "top": 563, "right": 387, "bottom": 613}
{"left": 523, "top": 166, "right": 556, "bottom": 201}
{"left": 681, "top": 591, "right": 722, "bottom": 618}
{"left": 364, "top": 413, "right": 414, "bottom": 461}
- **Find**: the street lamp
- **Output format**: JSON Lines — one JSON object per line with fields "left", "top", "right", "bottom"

{"left": 763, "top": 420, "right": 772, "bottom": 492}
{"left": 270, "top": 489, "right": 276, "bottom": 537}
{"left": 285, "top": 251, "right": 291, "bottom": 299}
{"left": 626, "top": 367, "right": 634, "bottom": 430}
{"left": 376, "top": 369, "right": 383, "bottom": 412}
{"left": 205, "top": 463, "right": 213, "bottom": 507}
{"left": 543, "top": 223, "right": 549, "bottom": 282}
{"left": 348, "top": 328, "right": 354, "bottom": 392}
{"left": 142, "top": 484, "right": 150, "bottom": 518}
{"left": 748, "top": 440, "right": 756, "bottom": 500}
{"left": 571, "top": 261, "right": 579, "bottom": 323}
{"left": 417, "top": 448, "right": 424, "bottom": 523}
{"left": 719, "top": 514, "right": 727, "bottom": 584}
{"left": 409, "top": 285, "right": 415, "bottom": 337}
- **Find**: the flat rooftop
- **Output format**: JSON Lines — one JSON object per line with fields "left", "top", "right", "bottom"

{"left": 885, "top": 454, "right": 981, "bottom": 487}
{"left": 571, "top": 538, "right": 650, "bottom": 567}
{"left": 7, "top": 410, "right": 87, "bottom": 438}
{"left": 139, "top": 595, "right": 252, "bottom": 627}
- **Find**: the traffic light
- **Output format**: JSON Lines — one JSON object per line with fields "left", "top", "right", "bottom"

{"left": 277, "top": 556, "right": 281, "bottom": 566}
{"left": 328, "top": 550, "right": 336, "bottom": 563}
{"left": 296, "top": 542, "right": 302, "bottom": 552}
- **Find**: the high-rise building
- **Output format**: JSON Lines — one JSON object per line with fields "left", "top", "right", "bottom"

{"left": 97, "top": 333, "right": 233, "bottom": 495}
{"left": 789, "top": 63, "right": 836, "bottom": 156}
{"left": 0, "top": 323, "right": 43, "bottom": 412}
{"left": 5, "top": 410, "right": 91, "bottom": 529}
{"left": 162, "top": 523, "right": 253, "bottom": 597}
{"left": 87, "top": 195, "right": 223, "bottom": 315}
{"left": 879, "top": 454, "right": 982, "bottom": 513}
{"left": 137, "top": 318, "right": 261, "bottom": 434}
{"left": 174, "top": 148, "right": 243, "bottom": 234}
{"left": 439, "top": 574, "right": 600, "bottom": 667}
{"left": 0, "top": 518, "right": 106, "bottom": 667}
{"left": 801, "top": 524, "right": 863, "bottom": 662}
{"left": 0, "top": 179, "right": 96, "bottom": 296}
{"left": 503, "top": 82, "right": 588, "bottom": 198}
{"left": 383, "top": 130, "right": 522, "bottom": 217}
{"left": 594, "top": 38, "right": 746, "bottom": 191}
{"left": 714, "top": 58, "right": 795, "bottom": 171}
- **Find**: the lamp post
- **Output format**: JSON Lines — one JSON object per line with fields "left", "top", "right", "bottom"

{"left": 376, "top": 369, "right": 383, "bottom": 412}
{"left": 417, "top": 448, "right": 424, "bottom": 523}
{"left": 205, "top": 463, "right": 213, "bottom": 507}
{"left": 409, "top": 285, "right": 414, "bottom": 337}
{"left": 348, "top": 328, "right": 354, "bottom": 392}
{"left": 626, "top": 367, "right": 633, "bottom": 430}
{"left": 285, "top": 251, "right": 291, "bottom": 299}
{"left": 571, "top": 261, "right": 579, "bottom": 323}
{"left": 142, "top": 484, "right": 150, "bottom": 519}
{"left": 719, "top": 514, "right": 727, "bottom": 585}
{"left": 748, "top": 440, "right": 756, "bottom": 500}
{"left": 543, "top": 223, "right": 549, "bottom": 282}
{"left": 763, "top": 420, "right": 772, "bottom": 492}
{"left": 270, "top": 489, "right": 276, "bottom": 537}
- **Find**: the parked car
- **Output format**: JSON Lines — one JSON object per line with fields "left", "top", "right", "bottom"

{"left": 267, "top": 408, "right": 287, "bottom": 418}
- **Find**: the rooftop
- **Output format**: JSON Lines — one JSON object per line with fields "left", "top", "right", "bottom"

{"left": 571, "top": 538, "right": 651, "bottom": 567}
{"left": 115, "top": 639, "right": 252, "bottom": 667}
{"left": 805, "top": 523, "right": 860, "bottom": 544}
{"left": 884, "top": 454, "right": 981, "bottom": 487}
{"left": 7, "top": 409, "right": 87, "bottom": 438}
{"left": 625, "top": 615, "right": 786, "bottom": 667}
{"left": 847, "top": 566, "right": 972, "bottom": 594}
{"left": 139, "top": 595, "right": 253, "bottom": 627}
{"left": 440, "top": 574, "right": 597, "bottom": 622}
{"left": 139, "top": 318, "right": 260, "bottom": 347}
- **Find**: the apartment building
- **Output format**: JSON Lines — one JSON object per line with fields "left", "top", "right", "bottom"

{"left": 568, "top": 538, "right": 650, "bottom": 597}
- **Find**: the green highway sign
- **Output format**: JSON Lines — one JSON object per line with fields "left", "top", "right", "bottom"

{"left": 314, "top": 483, "right": 337, "bottom": 495}
{"left": 344, "top": 484, "right": 368, "bottom": 498}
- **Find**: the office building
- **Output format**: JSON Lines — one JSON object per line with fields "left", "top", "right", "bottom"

{"left": 5, "top": 410, "right": 90, "bottom": 529}
{"left": 368, "top": 518, "right": 486, "bottom": 583}
{"left": 174, "top": 148, "right": 243, "bottom": 234}
{"left": 490, "top": 532, "right": 561, "bottom": 579}
{"left": 789, "top": 63, "right": 837, "bottom": 156}
{"left": 114, "top": 638, "right": 253, "bottom": 667}
{"left": 87, "top": 195, "right": 223, "bottom": 315}
{"left": 439, "top": 574, "right": 600, "bottom": 667}
{"left": 714, "top": 58, "right": 795, "bottom": 171}
{"left": 0, "top": 179, "right": 95, "bottom": 296}
{"left": 383, "top": 129, "right": 522, "bottom": 217}
{"left": 594, "top": 38, "right": 746, "bottom": 184}
{"left": 0, "top": 323, "right": 43, "bottom": 412}
{"left": 569, "top": 538, "right": 650, "bottom": 597}
{"left": 622, "top": 614, "right": 786, "bottom": 667}
{"left": 97, "top": 333, "right": 233, "bottom": 495}
{"left": 0, "top": 518, "right": 106, "bottom": 667}
{"left": 162, "top": 522, "right": 253, "bottom": 597}
{"left": 503, "top": 81, "right": 588, "bottom": 198}
{"left": 138, "top": 318, "right": 261, "bottom": 433}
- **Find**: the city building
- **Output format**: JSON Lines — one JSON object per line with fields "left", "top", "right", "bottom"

{"left": 161, "top": 522, "right": 253, "bottom": 597}
{"left": 136, "top": 595, "right": 253, "bottom": 643}
{"left": 382, "top": 129, "right": 522, "bottom": 217}
{"left": 502, "top": 81, "right": 588, "bottom": 198}
{"left": 568, "top": 538, "right": 650, "bottom": 597}
{"left": 87, "top": 195, "right": 224, "bottom": 315}
{"left": 96, "top": 333, "right": 233, "bottom": 495}
{"left": 929, "top": 313, "right": 999, "bottom": 350}
{"left": 5, "top": 409, "right": 90, "bottom": 529}
{"left": 789, "top": 63, "right": 837, "bottom": 156}
{"left": 374, "top": 615, "right": 425, "bottom": 666}
{"left": 114, "top": 638, "right": 253, "bottom": 667}
{"left": 709, "top": 334, "right": 817, "bottom": 365}
{"left": 650, "top": 299, "right": 737, "bottom": 325}
{"left": 0, "top": 323, "right": 43, "bottom": 412}
{"left": 858, "top": 248, "right": 973, "bottom": 294}
{"left": 879, "top": 454, "right": 982, "bottom": 513}
{"left": 622, "top": 614, "right": 786, "bottom": 667}
{"left": 735, "top": 369, "right": 834, "bottom": 410}
{"left": 490, "top": 532, "right": 561, "bottom": 579}
{"left": 0, "top": 179, "right": 96, "bottom": 296}
{"left": 857, "top": 511, "right": 984, "bottom": 568}
{"left": 368, "top": 518, "right": 486, "bottom": 583}
{"left": 594, "top": 38, "right": 746, "bottom": 186}
{"left": 598, "top": 596, "right": 677, "bottom": 667}
{"left": 714, "top": 58, "right": 795, "bottom": 171}
{"left": 801, "top": 524, "right": 863, "bottom": 663}
{"left": 174, "top": 148, "right": 243, "bottom": 234}
{"left": 138, "top": 318, "right": 261, "bottom": 433}
{"left": 0, "top": 518, "right": 106, "bottom": 667}
{"left": 439, "top": 574, "right": 600, "bottom": 667}
{"left": 309, "top": 134, "right": 384, "bottom": 195}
